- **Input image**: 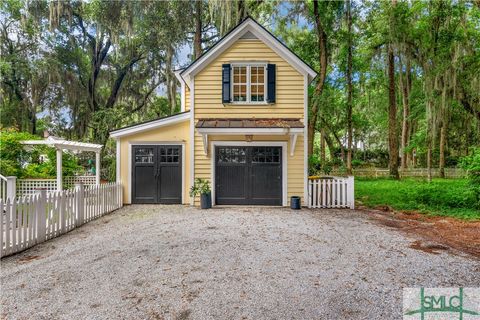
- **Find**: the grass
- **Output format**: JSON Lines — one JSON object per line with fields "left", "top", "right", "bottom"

{"left": 355, "top": 178, "right": 479, "bottom": 220}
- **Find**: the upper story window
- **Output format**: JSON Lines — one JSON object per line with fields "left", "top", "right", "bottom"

{"left": 222, "top": 63, "right": 275, "bottom": 104}
{"left": 231, "top": 64, "right": 266, "bottom": 104}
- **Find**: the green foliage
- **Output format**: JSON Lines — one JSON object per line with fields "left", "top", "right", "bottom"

{"left": 459, "top": 148, "right": 480, "bottom": 208}
{"left": 356, "top": 178, "right": 479, "bottom": 220}
{"left": 0, "top": 128, "right": 38, "bottom": 176}
{"left": 308, "top": 155, "right": 336, "bottom": 176}
{"left": 0, "top": 129, "right": 82, "bottom": 178}
{"left": 189, "top": 178, "right": 211, "bottom": 197}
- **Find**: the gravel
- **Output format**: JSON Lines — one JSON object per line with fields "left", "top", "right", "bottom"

{"left": 1, "top": 205, "right": 479, "bottom": 319}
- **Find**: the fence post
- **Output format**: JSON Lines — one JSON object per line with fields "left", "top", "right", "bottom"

{"left": 75, "top": 182, "right": 85, "bottom": 226}
{"left": 36, "top": 189, "right": 47, "bottom": 243}
{"left": 6, "top": 176, "right": 16, "bottom": 199}
{"left": 347, "top": 176, "right": 355, "bottom": 209}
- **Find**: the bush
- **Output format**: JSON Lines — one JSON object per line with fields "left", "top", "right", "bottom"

{"left": 0, "top": 128, "right": 38, "bottom": 177}
{"left": 308, "top": 155, "right": 335, "bottom": 176}
{"left": 460, "top": 148, "right": 480, "bottom": 209}
{"left": 351, "top": 159, "right": 364, "bottom": 168}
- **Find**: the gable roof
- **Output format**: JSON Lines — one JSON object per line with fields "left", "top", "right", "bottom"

{"left": 109, "top": 111, "right": 190, "bottom": 139}
{"left": 180, "top": 17, "right": 317, "bottom": 85}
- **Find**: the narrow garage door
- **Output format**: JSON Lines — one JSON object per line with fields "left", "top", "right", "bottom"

{"left": 132, "top": 145, "right": 182, "bottom": 204}
{"left": 215, "top": 146, "right": 282, "bottom": 205}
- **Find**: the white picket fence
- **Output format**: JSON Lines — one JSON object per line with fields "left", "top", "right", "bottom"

{"left": 308, "top": 176, "right": 354, "bottom": 209}
{"left": 1, "top": 182, "right": 123, "bottom": 258}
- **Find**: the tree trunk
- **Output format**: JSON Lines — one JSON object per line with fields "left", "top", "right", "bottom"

{"left": 320, "top": 128, "right": 326, "bottom": 163}
{"left": 387, "top": 44, "right": 399, "bottom": 179}
{"left": 427, "top": 142, "right": 432, "bottom": 182}
{"left": 439, "top": 122, "right": 447, "bottom": 178}
{"left": 308, "top": 0, "right": 329, "bottom": 156}
{"left": 400, "top": 57, "right": 411, "bottom": 170}
{"left": 345, "top": 0, "right": 353, "bottom": 175}
{"left": 323, "top": 133, "right": 336, "bottom": 160}
{"left": 194, "top": 0, "right": 203, "bottom": 59}
{"left": 165, "top": 46, "right": 177, "bottom": 114}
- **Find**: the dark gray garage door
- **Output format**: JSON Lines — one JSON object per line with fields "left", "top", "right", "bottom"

{"left": 215, "top": 146, "right": 282, "bottom": 205}
{"left": 132, "top": 145, "right": 182, "bottom": 204}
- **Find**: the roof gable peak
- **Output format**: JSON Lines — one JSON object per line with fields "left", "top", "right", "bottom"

{"left": 180, "top": 17, "right": 317, "bottom": 85}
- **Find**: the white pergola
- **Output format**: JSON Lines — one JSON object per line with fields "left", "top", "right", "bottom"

{"left": 21, "top": 136, "right": 103, "bottom": 191}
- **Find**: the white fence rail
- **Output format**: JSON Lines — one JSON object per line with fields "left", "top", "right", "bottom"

{"left": 1, "top": 182, "right": 123, "bottom": 258}
{"left": 308, "top": 176, "right": 354, "bottom": 209}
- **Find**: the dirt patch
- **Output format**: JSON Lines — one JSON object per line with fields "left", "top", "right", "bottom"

{"left": 409, "top": 240, "right": 449, "bottom": 255}
{"left": 360, "top": 207, "right": 480, "bottom": 258}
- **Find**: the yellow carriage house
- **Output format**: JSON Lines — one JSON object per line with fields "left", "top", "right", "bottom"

{"left": 110, "top": 17, "right": 317, "bottom": 206}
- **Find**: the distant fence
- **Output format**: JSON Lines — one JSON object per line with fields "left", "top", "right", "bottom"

{"left": 331, "top": 168, "right": 466, "bottom": 179}
{"left": 308, "top": 176, "right": 354, "bottom": 209}
{"left": 1, "top": 182, "right": 123, "bottom": 258}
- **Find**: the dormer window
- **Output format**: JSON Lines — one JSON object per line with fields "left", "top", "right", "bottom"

{"left": 223, "top": 63, "right": 275, "bottom": 104}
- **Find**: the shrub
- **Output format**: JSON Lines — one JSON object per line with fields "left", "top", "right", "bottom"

{"left": 460, "top": 148, "right": 480, "bottom": 208}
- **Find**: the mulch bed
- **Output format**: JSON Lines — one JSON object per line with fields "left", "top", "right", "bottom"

{"left": 359, "top": 206, "right": 480, "bottom": 259}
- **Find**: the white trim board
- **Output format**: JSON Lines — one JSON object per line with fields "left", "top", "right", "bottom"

{"left": 127, "top": 141, "right": 186, "bottom": 205}
{"left": 189, "top": 78, "right": 195, "bottom": 205}
{"left": 210, "top": 141, "right": 288, "bottom": 207}
{"left": 116, "top": 139, "right": 121, "bottom": 184}
{"left": 303, "top": 74, "right": 309, "bottom": 206}
{"left": 174, "top": 70, "right": 186, "bottom": 112}
{"left": 180, "top": 18, "right": 317, "bottom": 86}
{"left": 110, "top": 112, "right": 190, "bottom": 139}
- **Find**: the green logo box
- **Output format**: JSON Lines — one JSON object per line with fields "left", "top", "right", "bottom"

{"left": 404, "top": 287, "right": 480, "bottom": 320}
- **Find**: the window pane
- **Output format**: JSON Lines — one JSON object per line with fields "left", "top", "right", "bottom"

{"left": 251, "top": 67, "right": 258, "bottom": 83}
{"left": 135, "top": 148, "right": 154, "bottom": 163}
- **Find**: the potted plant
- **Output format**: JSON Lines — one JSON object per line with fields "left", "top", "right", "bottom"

{"left": 189, "top": 178, "right": 212, "bottom": 209}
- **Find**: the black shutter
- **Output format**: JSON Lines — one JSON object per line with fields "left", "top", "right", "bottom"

{"left": 222, "top": 64, "right": 231, "bottom": 103}
{"left": 267, "top": 64, "right": 276, "bottom": 103}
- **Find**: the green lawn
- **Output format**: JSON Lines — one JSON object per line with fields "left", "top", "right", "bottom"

{"left": 355, "top": 178, "right": 479, "bottom": 220}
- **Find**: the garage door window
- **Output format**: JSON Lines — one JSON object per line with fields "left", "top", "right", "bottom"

{"left": 160, "top": 147, "right": 179, "bottom": 163}
{"left": 135, "top": 148, "right": 154, "bottom": 163}
{"left": 218, "top": 147, "right": 246, "bottom": 163}
{"left": 252, "top": 147, "right": 280, "bottom": 163}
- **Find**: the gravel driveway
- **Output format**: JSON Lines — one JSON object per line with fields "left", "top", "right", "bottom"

{"left": 1, "top": 205, "right": 479, "bottom": 319}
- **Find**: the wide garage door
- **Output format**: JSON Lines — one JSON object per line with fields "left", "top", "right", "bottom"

{"left": 215, "top": 146, "right": 282, "bottom": 205}
{"left": 132, "top": 145, "right": 182, "bottom": 204}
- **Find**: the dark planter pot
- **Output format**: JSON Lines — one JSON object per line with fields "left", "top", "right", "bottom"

{"left": 200, "top": 192, "right": 212, "bottom": 209}
{"left": 290, "top": 196, "right": 301, "bottom": 210}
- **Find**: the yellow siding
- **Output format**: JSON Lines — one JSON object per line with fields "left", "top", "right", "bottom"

{"left": 184, "top": 85, "right": 190, "bottom": 111}
{"left": 119, "top": 120, "right": 190, "bottom": 204}
{"left": 193, "top": 39, "right": 305, "bottom": 205}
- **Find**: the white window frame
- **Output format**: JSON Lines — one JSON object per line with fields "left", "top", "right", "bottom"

{"left": 230, "top": 63, "right": 267, "bottom": 104}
